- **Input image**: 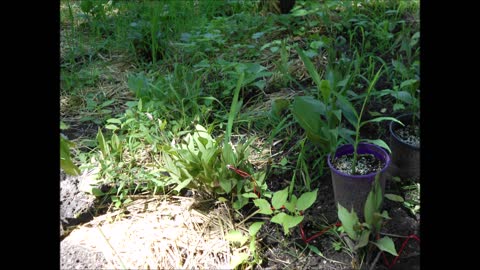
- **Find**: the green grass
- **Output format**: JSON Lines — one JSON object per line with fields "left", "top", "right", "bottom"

{"left": 60, "top": 0, "right": 420, "bottom": 267}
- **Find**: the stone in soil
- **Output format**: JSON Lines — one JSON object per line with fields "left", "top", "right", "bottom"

{"left": 394, "top": 124, "right": 420, "bottom": 147}
{"left": 332, "top": 153, "right": 385, "bottom": 175}
{"left": 60, "top": 171, "right": 96, "bottom": 237}
{"left": 61, "top": 238, "right": 108, "bottom": 270}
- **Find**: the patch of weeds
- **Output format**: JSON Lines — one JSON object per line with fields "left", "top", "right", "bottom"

{"left": 335, "top": 175, "right": 398, "bottom": 269}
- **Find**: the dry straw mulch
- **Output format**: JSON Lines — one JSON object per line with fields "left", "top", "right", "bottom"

{"left": 63, "top": 195, "right": 244, "bottom": 269}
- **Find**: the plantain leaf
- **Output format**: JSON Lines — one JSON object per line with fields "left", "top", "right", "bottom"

{"left": 337, "top": 203, "right": 359, "bottom": 240}
{"left": 385, "top": 194, "right": 404, "bottom": 202}
{"left": 226, "top": 230, "right": 249, "bottom": 246}
{"left": 372, "top": 236, "right": 398, "bottom": 256}
{"left": 291, "top": 96, "right": 327, "bottom": 140}
{"left": 249, "top": 222, "right": 265, "bottom": 236}
{"left": 272, "top": 188, "right": 289, "bottom": 210}
{"left": 254, "top": 199, "right": 273, "bottom": 215}
{"left": 296, "top": 46, "right": 322, "bottom": 89}
{"left": 296, "top": 189, "right": 318, "bottom": 211}
{"left": 334, "top": 93, "right": 359, "bottom": 128}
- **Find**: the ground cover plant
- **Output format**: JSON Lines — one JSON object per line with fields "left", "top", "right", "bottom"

{"left": 60, "top": 0, "right": 420, "bottom": 269}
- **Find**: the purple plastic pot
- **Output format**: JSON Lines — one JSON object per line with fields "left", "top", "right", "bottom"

{"left": 327, "top": 143, "right": 391, "bottom": 217}
{"left": 389, "top": 113, "right": 420, "bottom": 179}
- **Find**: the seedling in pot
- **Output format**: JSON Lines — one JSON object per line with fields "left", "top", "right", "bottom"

{"left": 336, "top": 174, "right": 398, "bottom": 269}
{"left": 334, "top": 67, "right": 403, "bottom": 175}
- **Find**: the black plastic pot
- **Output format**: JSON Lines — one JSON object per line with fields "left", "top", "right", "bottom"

{"left": 327, "top": 143, "right": 391, "bottom": 217}
{"left": 389, "top": 113, "right": 420, "bottom": 179}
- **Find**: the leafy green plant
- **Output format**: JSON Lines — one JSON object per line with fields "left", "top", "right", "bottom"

{"left": 161, "top": 124, "right": 262, "bottom": 200}
{"left": 291, "top": 45, "right": 344, "bottom": 155}
{"left": 336, "top": 174, "right": 398, "bottom": 269}
{"left": 226, "top": 221, "right": 265, "bottom": 269}
{"left": 253, "top": 187, "right": 318, "bottom": 235}
{"left": 60, "top": 133, "right": 81, "bottom": 176}
{"left": 334, "top": 67, "right": 402, "bottom": 174}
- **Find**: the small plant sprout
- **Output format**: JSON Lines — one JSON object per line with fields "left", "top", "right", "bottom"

{"left": 335, "top": 67, "right": 403, "bottom": 174}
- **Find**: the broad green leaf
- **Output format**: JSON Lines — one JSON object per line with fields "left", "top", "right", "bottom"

{"left": 233, "top": 196, "right": 249, "bottom": 210}
{"left": 271, "top": 98, "right": 290, "bottom": 119}
{"left": 334, "top": 93, "right": 359, "bottom": 128}
{"left": 284, "top": 194, "right": 297, "bottom": 212}
{"left": 60, "top": 137, "right": 80, "bottom": 176}
{"left": 173, "top": 177, "right": 192, "bottom": 192}
{"left": 372, "top": 236, "right": 398, "bottom": 256}
{"left": 217, "top": 197, "right": 228, "bottom": 202}
{"left": 410, "top": 31, "right": 420, "bottom": 47}
{"left": 137, "top": 98, "right": 143, "bottom": 111}
{"left": 362, "top": 139, "right": 391, "bottom": 153}
{"left": 339, "top": 127, "right": 356, "bottom": 145}
{"left": 354, "top": 230, "right": 370, "bottom": 250}
{"left": 332, "top": 109, "right": 342, "bottom": 122}
{"left": 296, "top": 46, "right": 322, "bottom": 88}
{"left": 291, "top": 96, "right": 326, "bottom": 139}
{"left": 395, "top": 91, "right": 414, "bottom": 104}
{"left": 91, "top": 188, "right": 104, "bottom": 197}
{"left": 272, "top": 188, "right": 289, "bottom": 210}
{"left": 230, "top": 252, "right": 249, "bottom": 269}
{"left": 377, "top": 210, "right": 391, "bottom": 219}
{"left": 249, "top": 222, "right": 265, "bottom": 236}
{"left": 271, "top": 212, "right": 287, "bottom": 225}
{"left": 219, "top": 178, "right": 233, "bottom": 193}
{"left": 222, "top": 143, "right": 235, "bottom": 166}
{"left": 308, "top": 244, "right": 323, "bottom": 256}
{"left": 96, "top": 128, "right": 109, "bottom": 157}
{"left": 242, "top": 192, "right": 259, "bottom": 198}
{"left": 360, "top": 117, "right": 403, "bottom": 127}
{"left": 111, "top": 133, "right": 120, "bottom": 151}
{"left": 319, "top": 80, "right": 331, "bottom": 104}
{"left": 252, "top": 31, "right": 264, "bottom": 39}
{"left": 106, "top": 118, "right": 122, "bottom": 124}
{"left": 310, "top": 40, "right": 325, "bottom": 50}
{"left": 282, "top": 215, "right": 304, "bottom": 234}
{"left": 337, "top": 203, "right": 359, "bottom": 240}
{"left": 296, "top": 189, "right": 318, "bottom": 211}
{"left": 60, "top": 121, "right": 69, "bottom": 130}
{"left": 291, "top": 8, "right": 309, "bottom": 16}
{"left": 385, "top": 194, "right": 404, "bottom": 202}
{"left": 254, "top": 199, "right": 273, "bottom": 215}
{"left": 105, "top": 124, "right": 119, "bottom": 130}
{"left": 364, "top": 185, "right": 376, "bottom": 227}
{"left": 304, "top": 50, "right": 318, "bottom": 58}
{"left": 226, "top": 230, "right": 248, "bottom": 246}
{"left": 400, "top": 79, "right": 418, "bottom": 89}
{"left": 393, "top": 103, "right": 405, "bottom": 111}
{"left": 280, "top": 157, "right": 288, "bottom": 166}
{"left": 306, "top": 130, "right": 330, "bottom": 146}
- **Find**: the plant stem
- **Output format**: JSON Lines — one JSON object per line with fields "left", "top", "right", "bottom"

{"left": 351, "top": 67, "right": 383, "bottom": 175}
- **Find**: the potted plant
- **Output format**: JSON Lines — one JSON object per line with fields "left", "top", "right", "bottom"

{"left": 383, "top": 79, "right": 420, "bottom": 179}
{"left": 327, "top": 68, "right": 402, "bottom": 217}
{"left": 291, "top": 47, "right": 401, "bottom": 216}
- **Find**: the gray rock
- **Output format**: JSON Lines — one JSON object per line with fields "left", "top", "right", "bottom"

{"left": 60, "top": 171, "right": 96, "bottom": 228}
{"left": 61, "top": 238, "right": 108, "bottom": 270}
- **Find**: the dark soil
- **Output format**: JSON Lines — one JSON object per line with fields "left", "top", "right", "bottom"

{"left": 332, "top": 153, "right": 385, "bottom": 176}
{"left": 394, "top": 124, "right": 420, "bottom": 148}
{"left": 255, "top": 172, "right": 420, "bottom": 270}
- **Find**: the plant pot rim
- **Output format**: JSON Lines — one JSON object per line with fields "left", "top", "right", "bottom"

{"left": 327, "top": 143, "right": 391, "bottom": 179}
{"left": 389, "top": 113, "right": 420, "bottom": 150}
